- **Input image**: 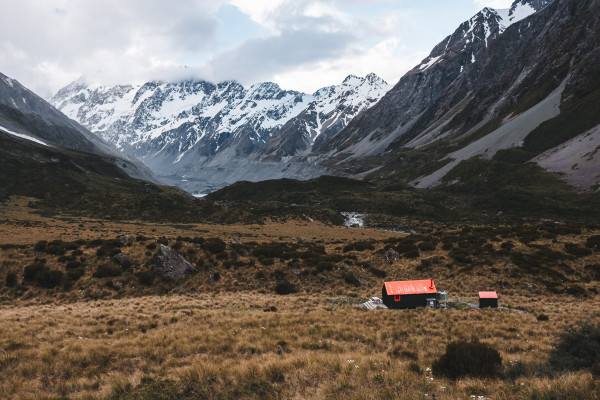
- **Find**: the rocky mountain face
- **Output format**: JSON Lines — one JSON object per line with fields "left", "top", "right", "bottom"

{"left": 316, "top": 0, "right": 600, "bottom": 192}
{"left": 51, "top": 74, "right": 388, "bottom": 194}
{"left": 317, "top": 0, "right": 552, "bottom": 158}
{"left": 0, "top": 72, "right": 155, "bottom": 182}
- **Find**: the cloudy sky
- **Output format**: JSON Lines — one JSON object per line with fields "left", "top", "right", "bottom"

{"left": 0, "top": 0, "right": 513, "bottom": 98}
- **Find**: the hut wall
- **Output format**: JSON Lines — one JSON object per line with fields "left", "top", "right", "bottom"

{"left": 382, "top": 287, "right": 430, "bottom": 309}
{"left": 479, "top": 298, "right": 498, "bottom": 308}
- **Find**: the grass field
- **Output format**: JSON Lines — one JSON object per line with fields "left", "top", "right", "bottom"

{"left": 0, "top": 197, "right": 598, "bottom": 399}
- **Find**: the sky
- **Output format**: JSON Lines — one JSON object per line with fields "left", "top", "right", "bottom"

{"left": 0, "top": 0, "right": 513, "bottom": 99}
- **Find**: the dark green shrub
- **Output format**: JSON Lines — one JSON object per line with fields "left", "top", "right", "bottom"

{"left": 23, "top": 262, "right": 48, "bottom": 282}
{"left": 137, "top": 271, "right": 155, "bottom": 286}
{"left": 204, "top": 238, "right": 226, "bottom": 254}
{"left": 343, "top": 241, "right": 375, "bottom": 252}
{"left": 549, "top": 322, "right": 600, "bottom": 375}
{"left": 93, "top": 264, "right": 122, "bottom": 278}
{"left": 34, "top": 240, "right": 47, "bottom": 251}
{"left": 343, "top": 272, "right": 360, "bottom": 286}
{"left": 5, "top": 271, "right": 18, "bottom": 287}
{"left": 71, "top": 249, "right": 83, "bottom": 256}
{"left": 585, "top": 235, "right": 600, "bottom": 250}
{"left": 157, "top": 237, "right": 169, "bottom": 245}
{"left": 66, "top": 261, "right": 82, "bottom": 270}
{"left": 259, "top": 257, "right": 274, "bottom": 266}
{"left": 564, "top": 243, "right": 592, "bottom": 257}
{"left": 368, "top": 266, "right": 386, "bottom": 278}
{"left": 274, "top": 280, "right": 297, "bottom": 295}
{"left": 67, "top": 268, "right": 85, "bottom": 281}
{"left": 584, "top": 264, "right": 600, "bottom": 280}
{"left": 418, "top": 242, "right": 436, "bottom": 252}
{"left": 33, "top": 269, "right": 64, "bottom": 288}
{"left": 211, "top": 271, "right": 221, "bottom": 282}
{"left": 537, "top": 314, "right": 549, "bottom": 321}
{"left": 146, "top": 242, "right": 157, "bottom": 250}
{"left": 432, "top": 338, "right": 502, "bottom": 379}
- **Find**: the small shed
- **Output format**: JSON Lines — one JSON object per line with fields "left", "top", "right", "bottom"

{"left": 479, "top": 291, "right": 498, "bottom": 308}
{"left": 382, "top": 279, "right": 437, "bottom": 309}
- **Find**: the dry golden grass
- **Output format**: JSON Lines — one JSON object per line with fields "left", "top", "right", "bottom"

{"left": 0, "top": 293, "right": 597, "bottom": 399}
{"left": 0, "top": 198, "right": 599, "bottom": 399}
{"left": 0, "top": 196, "right": 401, "bottom": 245}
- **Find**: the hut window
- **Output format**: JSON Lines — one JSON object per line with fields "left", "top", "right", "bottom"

{"left": 394, "top": 295, "right": 401, "bottom": 302}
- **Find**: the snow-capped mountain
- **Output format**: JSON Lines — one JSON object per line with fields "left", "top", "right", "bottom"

{"left": 257, "top": 73, "right": 389, "bottom": 160}
{"left": 51, "top": 79, "right": 311, "bottom": 162}
{"left": 51, "top": 73, "right": 389, "bottom": 193}
{"left": 0, "top": 72, "right": 155, "bottom": 182}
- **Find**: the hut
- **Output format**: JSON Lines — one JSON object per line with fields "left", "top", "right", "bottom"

{"left": 382, "top": 279, "right": 437, "bottom": 309}
{"left": 478, "top": 291, "right": 498, "bottom": 308}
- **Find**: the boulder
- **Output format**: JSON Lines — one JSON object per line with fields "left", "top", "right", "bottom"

{"left": 112, "top": 252, "right": 128, "bottom": 265}
{"left": 153, "top": 245, "right": 197, "bottom": 280}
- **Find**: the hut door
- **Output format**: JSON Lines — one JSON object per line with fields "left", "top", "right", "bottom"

{"left": 394, "top": 295, "right": 401, "bottom": 302}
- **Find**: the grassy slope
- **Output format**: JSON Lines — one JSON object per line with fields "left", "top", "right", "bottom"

{"left": 0, "top": 212, "right": 598, "bottom": 399}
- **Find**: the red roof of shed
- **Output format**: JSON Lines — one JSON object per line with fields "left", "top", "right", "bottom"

{"left": 479, "top": 291, "right": 498, "bottom": 299}
{"left": 384, "top": 279, "right": 437, "bottom": 295}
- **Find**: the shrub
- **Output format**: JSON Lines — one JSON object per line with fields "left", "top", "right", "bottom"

{"left": 36, "top": 269, "right": 64, "bottom": 288}
{"left": 67, "top": 268, "right": 85, "bottom": 281}
{"left": 432, "top": 338, "right": 502, "bottom": 379}
{"left": 585, "top": 235, "right": 600, "bottom": 250}
{"left": 343, "top": 241, "right": 375, "bottom": 252}
{"left": 146, "top": 242, "right": 157, "bottom": 250}
{"left": 549, "top": 322, "right": 600, "bottom": 375}
{"left": 23, "top": 262, "right": 48, "bottom": 282}
{"left": 204, "top": 238, "right": 226, "bottom": 254}
{"left": 368, "top": 266, "right": 386, "bottom": 278}
{"left": 537, "top": 314, "right": 550, "bottom": 322}
{"left": 343, "top": 272, "right": 360, "bottom": 286}
{"left": 564, "top": 243, "right": 592, "bottom": 257}
{"left": 5, "top": 271, "right": 18, "bottom": 287}
{"left": 34, "top": 240, "right": 47, "bottom": 251}
{"left": 274, "top": 280, "right": 297, "bottom": 295}
{"left": 93, "top": 264, "right": 123, "bottom": 278}
{"left": 137, "top": 271, "right": 155, "bottom": 286}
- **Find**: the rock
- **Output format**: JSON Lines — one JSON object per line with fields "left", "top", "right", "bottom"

{"left": 112, "top": 252, "right": 128, "bottom": 265}
{"left": 357, "top": 279, "right": 367, "bottom": 287}
{"left": 385, "top": 248, "right": 400, "bottom": 264}
{"left": 119, "top": 235, "right": 134, "bottom": 244}
{"left": 153, "top": 245, "right": 197, "bottom": 280}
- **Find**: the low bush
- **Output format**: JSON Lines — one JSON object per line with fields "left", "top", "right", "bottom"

{"left": 93, "top": 263, "right": 123, "bottom": 278}
{"left": 5, "top": 271, "right": 18, "bottom": 287}
{"left": 137, "top": 271, "right": 155, "bottom": 286}
{"left": 585, "top": 235, "right": 600, "bottom": 250}
{"left": 432, "top": 338, "right": 502, "bottom": 379}
{"left": 564, "top": 243, "right": 593, "bottom": 257}
{"left": 343, "top": 271, "right": 360, "bottom": 286}
{"left": 204, "top": 238, "right": 227, "bottom": 254}
{"left": 343, "top": 241, "right": 375, "bottom": 252}
{"left": 274, "top": 280, "right": 297, "bottom": 295}
{"left": 549, "top": 322, "right": 600, "bottom": 375}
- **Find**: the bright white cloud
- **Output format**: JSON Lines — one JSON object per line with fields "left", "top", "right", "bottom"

{"left": 474, "top": 0, "right": 514, "bottom": 9}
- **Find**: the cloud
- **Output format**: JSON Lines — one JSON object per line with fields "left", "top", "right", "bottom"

{"left": 195, "top": 28, "right": 357, "bottom": 85}
{"left": 0, "top": 0, "right": 224, "bottom": 96}
{"left": 473, "top": 0, "right": 514, "bottom": 9}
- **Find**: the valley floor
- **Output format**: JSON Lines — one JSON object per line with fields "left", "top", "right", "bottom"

{"left": 0, "top": 197, "right": 598, "bottom": 399}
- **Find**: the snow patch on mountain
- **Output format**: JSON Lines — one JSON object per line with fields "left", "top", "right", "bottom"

{"left": 0, "top": 124, "right": 52, "bottom": 147}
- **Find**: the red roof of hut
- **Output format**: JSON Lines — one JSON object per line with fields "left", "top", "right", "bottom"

{"left": 478, "top": 291, "right": 498, "bottom": 299}
{"left": 384, "top": 279, "right": 437, "bottom": 295}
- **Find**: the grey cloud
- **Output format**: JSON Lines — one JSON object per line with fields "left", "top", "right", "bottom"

{"left": 199, "top": 28, "right": 357, "bottom": 84}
